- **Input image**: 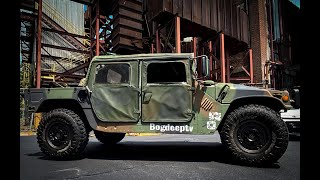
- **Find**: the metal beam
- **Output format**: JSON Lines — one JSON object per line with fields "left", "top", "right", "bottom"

{"left": 241, "top": 66, "right": 251, "bottom": 77}
{"left": 41, "top": 54, "right": 64, "bottom": 60}
{"left": 249, "top": 49, "right": 253, "bottom": 83}
{"left": 64, "top": 62, "right": 90, "bottom": 75}
{"left": 89, "top": 5, "right": 93, "bottom": 58}
{"left": 175, "top": 16, "right": 181, "bottom": 53}
{"left": 42, "top": 27, "right": 89, "bottom": 39}
{"left": 95, "top": 0, "right": 100, "bottom": 56}
{"left": 42, "top": 43, "right": 90, "bottom": 54}
{"left": 41, "top": 71, "right": 84, "bottom": 79}
{"left": 220, "top": 33, "right": 226, "bottom": 83}
{"left": 36, "top": 0, "right": 42, "bottom": 88}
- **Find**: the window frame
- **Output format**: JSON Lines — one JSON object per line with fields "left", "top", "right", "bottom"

{"left": 146, "top": 61, "right": 188, "bottom": 84}
{"left": 93, "top": 62, "right": 131, "bottom": 86}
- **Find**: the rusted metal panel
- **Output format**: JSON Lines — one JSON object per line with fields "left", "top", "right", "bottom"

{"left": 231, "top": 4, "right": 238, "bottom": 38}
{"left": 224, "top": 0, "right": 232, "bottom": 36}
{"left": 210, "top": 0, "right": 218, "bottom": 30}
{"left": 111, "top": 0, "right": 143, "bottom": 52}
{"left": 236, "top": 6, "right": 241, "bottom": 40}
{"left": 112, "top": 25, "right": 142, "bottom": 39}
{"left": 113, "top": 35, "right": 143, "bottom": 49}
{"left": 216, "top": 0, "right": 221, "bottom": 31}
{"left": 113, "top": 16, "right": 143, "bottom": 31}
{"left": 201, "top": 0, "right": 210, "bottom": 28}
{"left": 154, "top": 0, "right": 164, "bottom": 18}
{"left": 117, "top": 0, "right": 143, "bottom": 12}
{"left": 182, "top": 0, "right": 192, "bottom": 21}
{"left": 172, "top": 0, "right": 183, "bottom": 16}
{"left": 240, "top": 10, "right": 249, "bottom": 43}
{"left": 118, "top": 7, "right": 142, "bottom": 20}
{"left": 163, "top": 0, "right": 173, "bottom": 13}
{"left": 192, "top": 0, "right": 201, "bottom": 24}
{"left": 145, "top": 0, "right": 249, "bottom": 45}
{"left": 146, "top": 0, "right": 158, "bottom": 23}
{"left": 218, "top": 0, "right": 225, "bottom": 32}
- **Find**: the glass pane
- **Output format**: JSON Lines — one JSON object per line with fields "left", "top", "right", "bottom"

{"left": 95, "top": 64, "right": 130, "bottom": 84}
{"left": 147, "top": 62, "right": 186, "bottom": 83}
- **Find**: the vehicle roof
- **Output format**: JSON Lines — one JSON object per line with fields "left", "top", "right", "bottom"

{"left": 91, "top": 53, "right": 194, "bottom": 62}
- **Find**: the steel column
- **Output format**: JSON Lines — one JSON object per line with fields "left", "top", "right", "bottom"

{"left": 89, "top": 5, "right": 93, "bottom": 58}
{"left": 175, "top": 16, "right": 181, "bottom": 53}
{"left": 209, "top": 41, "right": 213, "bottom": 80}
{"left": 36, "top": 0, "right": 42, "bottom": 88}
{"left": 220, "top": 33, "right": 226, "bottom": 83}
{"left": 249, "top": 48, "right": 253, "bottom": 83}
{"left": 156, "top": 29, "right": 161, "bottom": 53}
{"left": 95, "top": 0, "right": 100, "bottom": 56}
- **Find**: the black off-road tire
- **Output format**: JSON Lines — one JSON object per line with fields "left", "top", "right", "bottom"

{"left": 94, "top": 131, "right": 125, "bottom": 145}
{"left": 219, "top": 104, "right": 289, "bottom": 166}
{"left": 37, "top": 108, "right": 89, "bottom": 159}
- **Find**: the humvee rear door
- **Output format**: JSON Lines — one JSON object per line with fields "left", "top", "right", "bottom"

{"left": 141, "top": 60, "right": 193, "bottom": 122}
{"left": 90, "top": 61, "right": 140, "bottom": 122}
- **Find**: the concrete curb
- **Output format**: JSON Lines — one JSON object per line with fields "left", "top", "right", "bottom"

{"left": 126, "top": 133, "right": 161, "bottom": 136}
{"left": 20, "top": 131, "right": 36, "bottom": 136}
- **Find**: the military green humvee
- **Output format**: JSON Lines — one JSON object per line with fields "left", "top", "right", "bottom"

{"left": 21, "top": 53, "right": 291, "bottom": 166}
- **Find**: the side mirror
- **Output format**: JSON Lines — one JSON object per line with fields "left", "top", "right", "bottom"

{"left": 202, "top": 56, "right": 209, "bottom": 77}
{"left": 190, "top": 55, "right": 210, "bottom": 79}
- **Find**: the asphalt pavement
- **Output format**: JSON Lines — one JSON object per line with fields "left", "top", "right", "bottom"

{"left": 20, "top": 133, "right": 300, "bottom": 180}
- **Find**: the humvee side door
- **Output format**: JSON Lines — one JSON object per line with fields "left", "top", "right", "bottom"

{"left": 89, "top": 61, "right": 140, "bottom": 122}
{"left": 141, "top": 59, "right": 193, "bottom": 122}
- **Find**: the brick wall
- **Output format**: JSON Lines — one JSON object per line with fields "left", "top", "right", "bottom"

{"left": 248, "top": 0, "right": 269, "bottom": 83}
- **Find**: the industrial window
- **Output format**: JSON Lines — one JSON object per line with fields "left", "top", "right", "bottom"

{"left": 147, "top": 62, "right": 186, "bottom": 83}
{"left": 95, "top": 64, "right": 130, "bottom": 84}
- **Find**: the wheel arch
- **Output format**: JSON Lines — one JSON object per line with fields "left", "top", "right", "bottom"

{"left": 36, "top": 99, "right": 92, "bottom": 132}
{"left": 218, "top": 96, "right": 286, "bottom": 131}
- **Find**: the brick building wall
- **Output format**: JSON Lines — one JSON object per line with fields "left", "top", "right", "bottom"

{"left": 248, "top": 0, "right": 269, "bottom": 83}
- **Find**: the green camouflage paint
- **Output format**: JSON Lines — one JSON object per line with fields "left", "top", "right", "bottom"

{"left": 21, "top": 53, "right": 291, "bottom": 135}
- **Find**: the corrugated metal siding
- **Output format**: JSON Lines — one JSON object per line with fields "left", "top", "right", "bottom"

{"left": 42, "top": 0, "right": 84, "bottom": 35}
{"left": 111, "top": 0, "right": 143, "bottom": 53}
{"left": 41, "top": 0, "right": 84, "bottom": 58}
{"left": 145, "top": 0, "right": 249, "bottom": 44}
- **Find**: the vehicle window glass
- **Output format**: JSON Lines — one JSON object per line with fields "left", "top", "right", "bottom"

{"left": 95, "top": 64, "right": 130, "bottom": 84}
{"left": 147, "top": 62, "right": 186, "bottom": 83}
